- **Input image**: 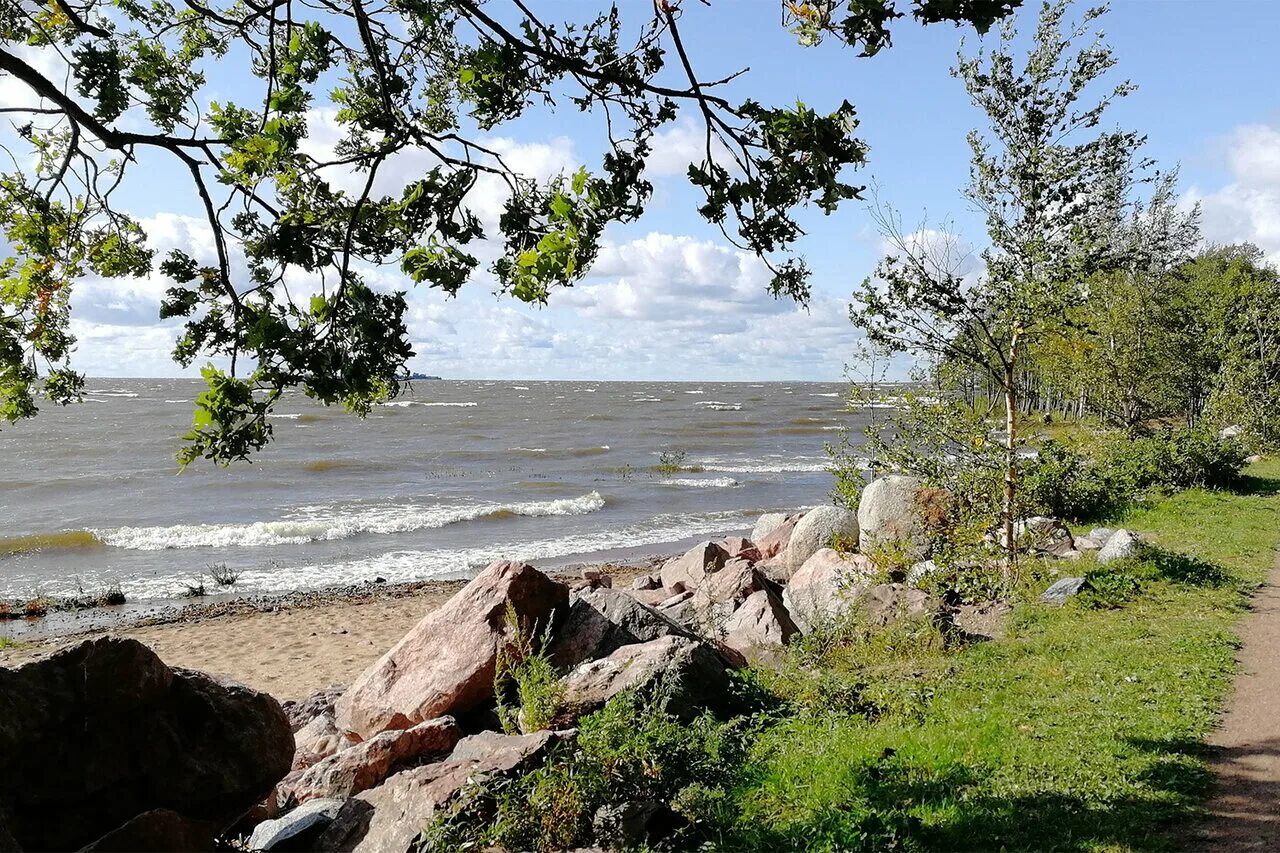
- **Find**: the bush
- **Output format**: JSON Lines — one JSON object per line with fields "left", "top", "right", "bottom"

{"left": 494, "top": 603, "right": 563, "bottom": 734}
{"left": 422, "top": 684, "right": 751, "bottom": 852}
{"left": 207, "top": 563, "right": 239, "bottom": 586}
{"left": 1022, "top": 429, "right": 1246, "bottom": 521}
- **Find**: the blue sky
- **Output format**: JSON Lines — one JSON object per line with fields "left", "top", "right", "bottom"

{"left": 9, "top": 0, "right": 1280, "bottom": 380}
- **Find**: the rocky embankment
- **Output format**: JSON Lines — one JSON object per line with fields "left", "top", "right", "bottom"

{"left": 0, "top": 475, "right": 1142, "bottom": 852}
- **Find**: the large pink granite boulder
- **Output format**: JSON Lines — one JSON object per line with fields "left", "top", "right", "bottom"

{"left": 276, "top": 717, "right": 462, "bottom": 807}
{"left": 335, "top": 560, "right": 568, "bottom": 739}
{"left": 659, "top": 541, "right": 730, "bottom": 590}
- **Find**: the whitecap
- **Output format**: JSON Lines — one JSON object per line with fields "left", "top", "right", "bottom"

{"left": 93, "top": 492, "right": 607, "bottom": 551}
{"left": 660, "top": 477, "right": 741, "bottom": 489}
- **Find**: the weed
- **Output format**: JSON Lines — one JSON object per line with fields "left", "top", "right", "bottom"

{"left": 181, "top": 581, "right": 206, "bottom": 598}
{"left": 207, "top": 563, "right": 239, "bottom": 586}
{"left": 654, "top": 449, "right": 704, "bottom": 474}
{"left": 494, "top": 602, "right": 564, "bottom": 734}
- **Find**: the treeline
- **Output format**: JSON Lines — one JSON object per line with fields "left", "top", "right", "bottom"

{"left": 949, "top": 239, "right": 1280, "bottom": 448}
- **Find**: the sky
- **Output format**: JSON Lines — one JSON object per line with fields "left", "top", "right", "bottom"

{"left": 8, "top": 0, "right": 1280, "bottom": 381}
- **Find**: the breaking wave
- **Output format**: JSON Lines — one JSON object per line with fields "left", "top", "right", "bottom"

{"left": 93, "top": 492, "right": 607, "bottom": 550}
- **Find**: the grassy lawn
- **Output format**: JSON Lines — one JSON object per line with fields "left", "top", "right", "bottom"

{"left": 717, "top": 459, "right": 1280, "bottom": 852}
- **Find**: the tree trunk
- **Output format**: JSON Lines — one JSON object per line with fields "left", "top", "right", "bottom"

{"left": 998, "top": 333, "right": 1018, "bottom": 563}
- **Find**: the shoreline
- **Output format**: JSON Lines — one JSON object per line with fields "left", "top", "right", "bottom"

{"left": 0, "top": 555, "right": 666, "bottom": 701}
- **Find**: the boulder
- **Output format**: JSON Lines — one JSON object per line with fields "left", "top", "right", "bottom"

{"left": 0, "top": 637, "right": 292, "bottom": 852}
{"left": 659, "top": 541, "right": 730, "bottom": 590}
{"left": 859, "top": 583, "right": 948, "bottom": 628}
{"left": 722, "top": 588, "right": 799, "bottom": 661}
{"left": 316, "top": 731, "right": 564, "bottom": 853}
{"left": 249, "top": 798, "right": 345, "bottom": 851}
{"left": 751, "top": 512, "right": 790, "bottom": 545}
{"left": 547, "top": 587, "right": 696, "bottom": 669}
{"left": 1086, "top": 527, "right": 1116, "bottom": 547}
{"left": 282, "top": 686, "right": 345, "bottom": 732}
{"left": 720, "top": 535, "right": 762, "bottom": 562}
{"left": 1220, "top": 424, "right": 1243, "bottom": 439}
{"left": 335, "top": 560, "right": 568, "bottom": 739}
{"left": 782, "top": 548, "right": 878, "bottom": 633}
{"left": 1014, "top": 516, "right": 1076, "bottom": 558}
{"left": 1097, "top": 529, "right": 1142, "bottom": 565}
{"left": 630, "top": 574, "right": 661, "bottom": 591}
{"left": 786, "top": 506, "right": 860, "bottom": 573}
{"left": 1074, "top": 535, "right": 1101, "bottom": 552}
{"left": 79, "top": 809, "right": 216, "bottom": 852}
{"left": 1041, "top": 576, "right": 1088, "bottom": 606}
{"left": 755, "top": 514, "right": 801, "bottom": 560}
{"left": 556, "top": 636, "right": 734, "bottom": 724}
{"left": 275, "top": 716, "right": 462, "bottom": 807}
{"left": 857, "top": 475, "right": 928, "bottom": 559}
{"left": 292, "top": 713, "right": 355, "bottom": 769}
{"left": 1246, "top": 454, "right": 1264, "bottom": 464}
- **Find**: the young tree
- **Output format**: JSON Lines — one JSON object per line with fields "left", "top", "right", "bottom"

{"left": 0, "top": 0, "right": 1018, "bottom": 463}
{"left": 850, "top": 0, "right": 1144, "bottom": 552}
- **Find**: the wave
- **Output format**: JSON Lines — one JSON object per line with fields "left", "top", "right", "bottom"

{"left": 660, "top": 477, "right": 741, "bottom": 489}
{"left": 210, "top": 510, "right": 753, "bottom": 598}
{"left": 810, "top": 392, "right": 840, "bottom": 397}
{"left": 379, "top": 401, "right": 477, "bottom": 408}
{"left": 268, "top": 413, "right": 302, "bottom": 419}
{"left": 93, "top": 492, "right": 607, "bottom": 550}
{"left": 632, "top": 397, "right": 663, "bottom": 403}
{"left": 694, "top": 401, "right": 742, "bottom": 411}
{"left": 84, "top": 389, "right": 138, "bottom": 398}
{"left": 510, "top": 445, "right": 611, "bottom": 458}
{"left": 698, "top": 457, "right": 832, "bottom": 474}
{"left": 1, "top": 530, "right": 104, "bottom": 558}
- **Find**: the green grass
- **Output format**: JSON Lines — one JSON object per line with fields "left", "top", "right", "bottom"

{"left": 0, "top": 636, "right": 27, "bottom": 651}
{"left": 712, "top": 458, "right": 1280, "bottom": 852}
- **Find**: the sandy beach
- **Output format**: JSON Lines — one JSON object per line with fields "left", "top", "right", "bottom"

{"left": 0, "top": 563, "right": 654, "bottom": 701}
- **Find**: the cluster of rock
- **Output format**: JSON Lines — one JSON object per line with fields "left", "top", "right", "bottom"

{"left": 0, "top": 473, "right": 1141, "bottom": 851}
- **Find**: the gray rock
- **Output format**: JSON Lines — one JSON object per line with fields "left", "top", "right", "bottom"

{"left": 547, "top": 587, "right": 696, "bottom": 669}
{"left": 751, "top": 512, "right": 790, "bottom": 545}
{"left": 1220, "top": 424, "right": 1243, "bottom": 439}
{"left": 1014, "top": 516, "right": 1076, "bottom": 557}
{"left": 630, "top": 574, "right": 661, "bottom": 591}
{"left": 249, "top": 798, "right": 344, "bottom": 851}
{"left": 1097, "top": 529, "right": 1142, "bottom": 564}
{"left": 906, "top": 559, "right": 940, "bottom": 587}
{"left": 1074, "top": 535, "right": 1101, "bottom": 552}
{"left": 1246, "top": 454, "right": 1264, "bottom": 464}
{"left": 79, "top": 809, "right": 215, "bottom": 852}
{"left": 857, "top": 475, "right": 928, "bottom": 559}
{"left": 1086, "top": 527, "right": 1116, "bottom": 546}
{"left": 786, "top": 506, "right": 860, "bottom": 573}
{"left": 556, "top": 635, "right": 733, "bottom": 724}
{"left": 593, "top": 800, "right": 661, "bottom": 848}
{"left": 1041, "top": 576, "right": 1088, "bottom": 605}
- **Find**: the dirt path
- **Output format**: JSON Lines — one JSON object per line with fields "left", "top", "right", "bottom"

{"left": 1196, "top": 553, "right": 1280, "bottom": 850}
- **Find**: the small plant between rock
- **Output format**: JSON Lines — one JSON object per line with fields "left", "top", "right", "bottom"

{"left": 494, "top": 602, "right": 564, "bottom": 734}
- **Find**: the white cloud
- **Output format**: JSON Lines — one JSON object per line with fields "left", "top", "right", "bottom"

{"left": 1187, "top": 123, "right": 1280, "bottom": 263}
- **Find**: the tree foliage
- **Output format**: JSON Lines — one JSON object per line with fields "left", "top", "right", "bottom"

{"left": 1, "top": 0, "right": 1017, "bottom": 463}
{"left": 849, "top": 0, "right": 1143, "bottom": 550}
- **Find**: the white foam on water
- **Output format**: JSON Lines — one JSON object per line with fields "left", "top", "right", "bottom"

{"left": 694, "top": 401, "right": 742, "bottom": 411}
{"left": 697, "top": 457, "right": 832, "bottom": 474}
{"left": 217, "top": 510, "right": 752, "bottom": 597}
{"left": 93, "top": 492, "right": 607, "bottom": 550}
{"left": 660, "top": 477, "right": 741, "bottom": 488}
{"left": 810, "top": 392, "right": 840, "bottom": 397}
{"left": 268, "top": 413, "right": 302, "bottom": 419}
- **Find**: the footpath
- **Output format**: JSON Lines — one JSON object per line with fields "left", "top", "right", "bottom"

{"left": 1197, "top": 553, "right": 1280, "bottom": 850}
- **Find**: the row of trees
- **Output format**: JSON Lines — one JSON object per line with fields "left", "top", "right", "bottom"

{"left": 845, "top": 0, "right": 1280, "bottom": 550}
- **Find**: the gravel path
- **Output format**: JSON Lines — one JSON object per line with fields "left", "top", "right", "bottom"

{"left": 1196, "top": 553, "right": 1280, "bottom": 850}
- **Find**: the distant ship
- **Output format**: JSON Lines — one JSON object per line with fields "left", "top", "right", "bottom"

{"left": 405, "top": 372, "right": 442, "bottom": 380}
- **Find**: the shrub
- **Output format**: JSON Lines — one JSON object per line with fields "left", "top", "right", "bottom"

{"left": 422, "top": 684, "right": 751, "bottom": 852}
{"left": 1022, "top": 429, "right": 1246, "bottom": 521}
{"left": 181, "top": 581, "right": 206, "bottom": 598}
